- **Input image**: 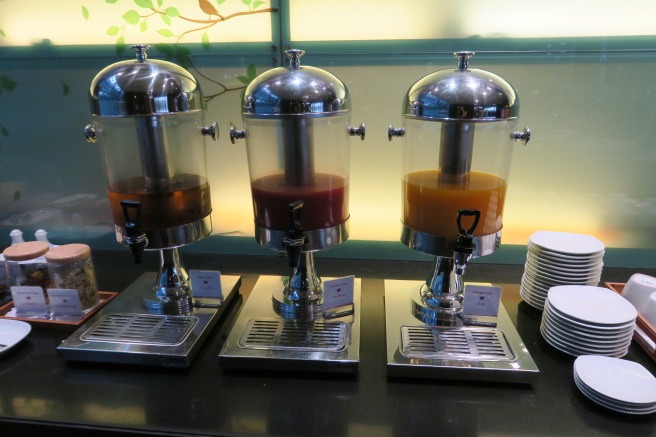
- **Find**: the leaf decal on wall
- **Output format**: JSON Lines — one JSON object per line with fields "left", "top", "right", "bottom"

{"left": 60, "top": 80, "right": 70, "bottom": 96}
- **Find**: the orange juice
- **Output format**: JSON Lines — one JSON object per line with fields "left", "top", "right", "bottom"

{"left": 403, "top": 170, "right": 507, "bottom": 246}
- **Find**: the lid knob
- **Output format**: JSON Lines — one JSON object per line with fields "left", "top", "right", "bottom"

{"left": 286, "top": 49, "right": 305, "bottom": 70}
{"left": 455, "top": 51, "right": 475, "bottom": 72}
{"left": 131, "top": 44, "right": 150, "bottom": 63}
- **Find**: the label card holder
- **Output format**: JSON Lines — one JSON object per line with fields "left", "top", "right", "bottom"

{"left": 189, "top": 270, "right": 223, "bottom": 300}
{"left": 462, "top": 284, "right": 502, "bottom": 327}
{"left": 47, "top": 288, "right": 84, "bottom": 317}
{"left": 322, "top": 275, "right": 355, "bottom": 319}
{"left": 11, "top": 286, "right": 48, "bottom": 316}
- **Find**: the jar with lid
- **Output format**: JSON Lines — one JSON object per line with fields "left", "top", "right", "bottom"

{"left": 3, "top": 241, "right": 50, "bottom": 300}
{"left": 45, "top": 244, "right": 98, "bottom": 312}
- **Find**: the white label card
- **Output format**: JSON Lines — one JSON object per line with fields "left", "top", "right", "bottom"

{"left": 323, "top": 275, "right": 355, "bottom": 310}
{"left": 47, "top": 288, "right": 83, "bottom": 316}
{"left": 463, "top": 285, "right": 502, "bottom": 317}
{"left": 11, "top": 286, "right": 48, "bottom": 314}
{"left": 189, "top": 270, "right": 223, "bottom": 299}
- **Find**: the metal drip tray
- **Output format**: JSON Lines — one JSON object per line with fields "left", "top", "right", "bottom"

{"left": 239, "top": 318, "right": 348, "bottom": 352}
{"left": 81, "top": 314, "right": 199, "bottom": 346}
{"left": 58, "top": 273, "right": 241, "bottom": 367}
{"left": 219, "top": 275, "right": 361, "bottom": 373}
{"left": 400, "top": 325, "right": 515, "bottom": 361}
{"left": 385, "top": 279, "right": 539, "bottom": 383}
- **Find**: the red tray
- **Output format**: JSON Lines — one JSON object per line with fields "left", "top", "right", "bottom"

{"left": 606, "top": 282, "right": 656, "bottom": 361}
{"left": 0, "top": 291, "right": 118, "bottom": 331}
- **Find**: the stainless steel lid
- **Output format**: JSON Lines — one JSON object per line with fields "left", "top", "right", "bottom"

{"left": 403, "top": 52, "right": 519, "bottom": 122}
{"left": 89, "top": 44, "right": 202, "bottom": 116}
{"left": 242, "top": 49, "right": 350, "bottom": 118}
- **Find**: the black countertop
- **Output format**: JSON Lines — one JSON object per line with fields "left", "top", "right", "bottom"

{"left": 0, "top": 250, "right": 655, "bottom": 436}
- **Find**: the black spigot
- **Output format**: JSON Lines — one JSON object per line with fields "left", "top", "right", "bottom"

{"left": 455, "top": 209, "right": 480, "bottom": 255}
{"left": 120, "top": 200, "right": 148, "bottom": 264}
{"left": 283, "top": 200, "right": 305, "bottom": 268}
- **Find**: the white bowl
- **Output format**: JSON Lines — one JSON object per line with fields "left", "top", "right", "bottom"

{"left": 621, "top": 273, "right": 656, "bottom": 313}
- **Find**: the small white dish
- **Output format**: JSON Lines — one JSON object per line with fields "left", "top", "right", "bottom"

{"left": 0, "top": 319, "right": 32, "bottom": 355}
{"left": 548, "top": 286, "right": 637, "bottom": 325}
{"left": 574, "top": 355, "right": 656, "bottom": 405}
{"left": 528, "top": 231, "right": 605, "bottom": 255}
{"left": 574, "top": 374, "right": 656, "bottom": 414}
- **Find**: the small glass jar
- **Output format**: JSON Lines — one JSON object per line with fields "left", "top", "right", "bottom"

{"left": 3, "top": 241, "right": 50, "bottom": 299}
{"left": 46, "top": 244, "right": 99, "bottom": 312}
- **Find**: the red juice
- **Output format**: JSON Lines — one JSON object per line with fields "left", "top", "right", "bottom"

{"left": 251, "top": 173, "right": 348, "bottom": 231}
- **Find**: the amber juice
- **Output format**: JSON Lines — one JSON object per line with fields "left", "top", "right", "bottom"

{"left": 108, "top": 174, "right": 211, "bottom": 230}
{"left": 403, "top": 170, "right": 507, "bottom": 245}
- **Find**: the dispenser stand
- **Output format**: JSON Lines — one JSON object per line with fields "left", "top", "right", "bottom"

{"left": 272, "top": 251, "right": 323, "bottom": 319}
{"left": 142, "top": 247, "right": 193, "bottom": 315}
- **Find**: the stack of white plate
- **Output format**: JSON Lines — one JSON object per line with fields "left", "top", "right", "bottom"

{"left": 574, "top": 355, "right": 656, "bottom": 415}
{"left": 540, "top": 285, "right": 637, "bottom": 357}
{"left": 520, "top": 231, "right": 605, "bottom": 310}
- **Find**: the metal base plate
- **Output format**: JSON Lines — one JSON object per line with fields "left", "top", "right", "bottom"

{"left": 57, "top": 273, "right": 240, "bottom": 368}
{"left": 219, "top": 275, "right": 361, "bottom": 374}
{"left": 385, "top": 279, "right": 539, "bottom": 383}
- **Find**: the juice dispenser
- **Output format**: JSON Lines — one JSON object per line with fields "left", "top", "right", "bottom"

{"left": 220, "top": 49, "right": 365, "bottom": 372}
{"left": 385, "top": 52, "right": 538, "bottom": 381}
{"left": 57, "top": 45, "right": 240, "bottom": 367}
{"left": 83, "top": 44, "right": 217, "bottom": 314}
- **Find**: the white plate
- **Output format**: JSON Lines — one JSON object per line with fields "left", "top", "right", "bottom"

{"left": 526, "top": 249, "right": 604, "bottom": 269}
{"left": 574, "top": 373, "right": 656, "bottom": 409}
{"left": 528, "top": 231, "right": 605, "bottom": 255}
{"left": 526, "top": 251, "right": 604, "bottom": 270}
{"left": 528, "top": 244, "right": 605, "bottom": 261}
{"left": 574, "top": 374, "right": 656, "bottom": 414}
{"left": 541, "top": 319, "right": 633, "bottom": 350}
{"left": 541, "top": 322, "right": 631, "bottom": 354}
{"left": 525, "top": 255, "right": 604, "bottom": 276}
{"left": 544, "top": 301, "right": 636, "bottom": 331}
{"left": 547, "top": 286, "right": 637, "bottom": 325}
{"left": 0, "top": 319, "right": 31, "bottom": 355}
{"left": 540, "top": 324, "right": 629, "bottom": 358}
{"left": 520, "top": 287, "right": 545, "bottom": 310}
{"left": 574, "top": 355, "right": 656, "bottom": 405}
{"left": 524, "top": 264, "right": 600, "bottom": 284}
{"left": 542, "top": 316, "right": 634, "bottom": 344}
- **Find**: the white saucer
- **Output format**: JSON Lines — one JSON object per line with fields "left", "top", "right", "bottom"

{"left": 544, "top": 301, "right": 636, "bottom": 331}
{"left": 0, "top": 319, "right": 32, "bottom": 356}
{"left": 547, "top": 286, "right": 637, "bottom": 326}
{"left": 528, "top": 231, "right": 605, "bottom": 255}
{"left": 574, "top": 355, "right": 656, "bottom": 405}
{"left": 540, "top": 324, "right": 629, "bottom": 358}
{"left": 574, "top": 374, "right": 656, "bottom": 414}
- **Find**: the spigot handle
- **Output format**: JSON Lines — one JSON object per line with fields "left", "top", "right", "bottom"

{"left": 120, "top": 200, "right": 148, "bottom": 264}
{"left": 283, "top": 200, "right": 305, "bottom": 268}
{"left": 455, "top": 209, "right": 480, "bottom": 255}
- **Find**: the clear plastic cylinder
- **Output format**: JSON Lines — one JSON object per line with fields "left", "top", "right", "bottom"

{"left": 93, "top": 112, "right": 211, "bottom": 232}
{"left": 402, "top": 118, "right": 517, "bottom": 247}
{"left": 244, "top": 115, "right": 351, "bottom": 231}
{"left": 46, "top": 244, "right": 99, "bottom": 312}
{"left": 3, "top": 241, "right": 50, "bottom": 300}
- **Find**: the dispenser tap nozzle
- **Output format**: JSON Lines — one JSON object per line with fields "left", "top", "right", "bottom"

{"left": 455, "top": 209, "right": 480, "bottom": 256}
{"left": 453, "top": 208, "right": 480, "bottom": 277}
{"left": 120, "top": 200, "right": 148, "bottom": 264}
{"left": 283, "top": 200, "right": 305, "bottom": 268}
